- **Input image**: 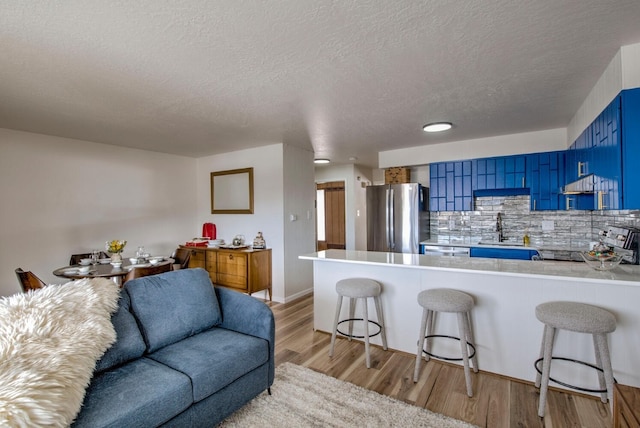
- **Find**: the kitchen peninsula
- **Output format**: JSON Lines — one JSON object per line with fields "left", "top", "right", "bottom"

{"left": 300, "top": 250, "right": 640, "bottom": 393}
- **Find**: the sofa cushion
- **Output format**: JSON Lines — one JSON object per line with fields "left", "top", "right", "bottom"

{"left": 95, "top": 291, "right": 146, "bottom": 373}
{"left": 72, "top": 358, "right": 192, "bottom": 428}
{"left": 147, "top": 328, "right": 269, "bottom": 402}
{"left": 126, "top": 269, "right": 222, "bottom": 352}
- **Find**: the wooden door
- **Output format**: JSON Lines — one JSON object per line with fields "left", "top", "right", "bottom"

{"left": 316, "top": 181, "right": 346, "bottom": 250}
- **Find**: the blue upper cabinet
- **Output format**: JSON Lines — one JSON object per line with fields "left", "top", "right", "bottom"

{"left": 592, "top": 95, "right": 622, "bottom": 210}
{"left": 526, "top": 151, "right": 565, "bottom": 210}
{"left": 430, "top": 160, "right": 472, "bottom": 211}
{"left": 621, "top": 88, "right": 640, "bottom": 209}
{"left": 472, "top": 154, "right": 527, "bottom": 192}
{"left": 564, "top": 94, "right": 623, "bottom": 210}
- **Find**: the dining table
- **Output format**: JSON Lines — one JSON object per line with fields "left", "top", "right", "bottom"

{"left": 53, "top": 257, "right": 174, "bottom": 285}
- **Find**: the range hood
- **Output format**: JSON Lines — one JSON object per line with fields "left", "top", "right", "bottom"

{"left": 562, "top": 174, "right": 595, "bottom": 194}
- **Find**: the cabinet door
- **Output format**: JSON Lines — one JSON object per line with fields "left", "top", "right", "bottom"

{"left": 504, "top": 155, "right": 527, "bottom": 188}
{"left": 473, "top": 158, "right": 497, "bottom": 190}
{"left": 248, "top": 250, "right": 272, "bottom": 294}
{"left": 593, "top": 95, "right": 622, "bottom": 209}
{"left": 205, "top": 251, "right": 217, "bottom": 283}
{"left": 429, "top": 162, "right": 448, "bottom": 211}
{"left": 527, "top": 151, "right": 565, "bottom": 210}
{"left": 187, "top": 249, "right": 206, "bottom": 269}
{"left": 453, "top": 160, "right": 473, "bottom": 211}
{"left": 216, "top": 251, "right": 248, "bottom": 290}
{"left": 430, "top": 161, "right": 472, "bottom": 211}
{"left": 622, "top": 88, "right": 640, "bottom": 209}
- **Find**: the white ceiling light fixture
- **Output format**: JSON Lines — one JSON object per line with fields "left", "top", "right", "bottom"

{"left": 314, "top": 158, "right": 330, "bottom": 164}
{"left": 423, "top": 122, "right": 453, "bottom": 133}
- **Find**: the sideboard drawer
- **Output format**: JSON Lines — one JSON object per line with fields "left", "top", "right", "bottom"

{"left": 216, "top": 251, "right": 247, "bottom": 289}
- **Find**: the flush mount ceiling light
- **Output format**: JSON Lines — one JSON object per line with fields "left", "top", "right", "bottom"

{"left": 314, "top": 158, "right": 330, "bottom": 164}
{"left": 423, "top": 122, "right": 453, "bottom": 133}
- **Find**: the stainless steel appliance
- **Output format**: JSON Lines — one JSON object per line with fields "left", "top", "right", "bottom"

{"left": 598, "top": 225, "right": 640, "bottom": 264}
{"left": 366, "top": 183, "right": 429, "bottom": 253}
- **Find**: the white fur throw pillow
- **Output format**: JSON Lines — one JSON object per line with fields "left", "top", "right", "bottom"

{"left": 0, "top": 278, "right": 120, "bottom": 427}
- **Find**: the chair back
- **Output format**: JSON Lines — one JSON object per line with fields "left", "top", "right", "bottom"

{"left": 69, "top": 252, "right": 109, "bottom": 265}
{"left": 15, "top": 268, "right": 46, "bottom": 293}
{"left": 123, "top": 263, "right": 171, "bottom": 284}
{"left": 171, "top": 248, "right": 191, "bottom": 270}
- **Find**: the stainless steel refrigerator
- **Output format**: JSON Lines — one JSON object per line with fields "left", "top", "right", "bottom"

{"left": 366, "top": 183, "right": 430, "bottom": 253}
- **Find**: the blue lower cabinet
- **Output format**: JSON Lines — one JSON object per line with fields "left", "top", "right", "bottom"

{"left": 469, "top": 247, "right": 540, "bottom": 260}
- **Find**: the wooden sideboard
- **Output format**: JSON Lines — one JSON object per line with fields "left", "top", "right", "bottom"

{"left": 614, "top": 384, "right": 640, "bottom": 427}
{"left": 180, "top": 246, "right": 272, "bottom": 300}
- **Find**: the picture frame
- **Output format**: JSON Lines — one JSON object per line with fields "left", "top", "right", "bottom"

{"left": 210, "top": 167, "right": 254, "bottom": 214}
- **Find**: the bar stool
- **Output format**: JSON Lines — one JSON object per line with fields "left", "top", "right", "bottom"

{"left": 413, "top": 288, "right": 478, "bottom": 397}
{"left": 329, "top": 278, "right": 388, "bottom": 368}
{"left": 535, "top": 301, "right": 616, "bottom": 418}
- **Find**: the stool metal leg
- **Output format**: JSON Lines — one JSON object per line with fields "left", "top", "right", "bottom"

{"left": 594, "top": 333, "right": 615, "bottom": 411}
{"left": 538, "top": 324, "right": 556, "bottom": 418}
{"left": 374, "top": 296, "right": 388, "bottom": 350}
{"left": 348, "top": 297, "right": 356, "bottom": 341}
{"left": 414, "top": 307, "right": 429, "bottom": 382}
{"left": 457, "top": 312, "right": 473, "bottom": 397}
{"left": 465, "top": 311, "right": 479, "bottom": 373}
{"left": 592, "top": 333, "right": 607, "bottom": 403}
{"left": 535, "top": 324, "right": 547, "bottom": 389}
{"left": 363, "top": 297, "right": 371, "bottom": 368}
{"left": 424, "top": 309, "right": 434, "bottom": 363}
{"left": 329, "top": 295, "right": 343, "bottom": 357}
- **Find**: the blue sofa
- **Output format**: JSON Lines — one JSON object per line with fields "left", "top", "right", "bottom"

{"left": 72, "top": 268, "right": 275, "bottom": 427}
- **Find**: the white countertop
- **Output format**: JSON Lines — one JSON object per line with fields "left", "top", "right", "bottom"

{"left": 300, "top": 249, "right": 640, "bottom": 286}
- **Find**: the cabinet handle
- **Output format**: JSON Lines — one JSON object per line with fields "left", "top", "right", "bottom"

{"left": 228, "top": 254, "right": 234, "bottom": 260}
{"left": 533, "top": 199, "right": 537, "bottom": 210}
{"left": 578, "top": 161, "right": 585, "bottom": 177}
{"left": 522, "top": 177, "right": 525, "bottom": 188}
{"left": 566, "top": 196, "right": 573, "bottom": 210}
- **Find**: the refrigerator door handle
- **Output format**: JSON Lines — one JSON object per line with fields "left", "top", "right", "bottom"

{"left": 388, "top": 188, "right": 395, "bottom": 249}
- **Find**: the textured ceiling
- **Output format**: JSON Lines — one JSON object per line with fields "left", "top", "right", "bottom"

{"left": 2, "top": 1, "right": 640, "bottom": 168}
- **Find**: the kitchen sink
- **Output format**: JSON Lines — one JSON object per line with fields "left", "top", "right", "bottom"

{"left": 476, "top": 241, "right": 524, "bottom": 247}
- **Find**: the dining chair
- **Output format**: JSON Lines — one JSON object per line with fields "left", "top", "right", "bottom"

{"left": 15, "top": 268, "right": 47, "bottom": 293}
{"left": 123, "top": 263, "right": 171, "bottom": 285}
{"left": 170, "top": 248, "right": 191, "bottom": 270}
{"left": 69, "top": 252, "right": 109, "bottom": 265}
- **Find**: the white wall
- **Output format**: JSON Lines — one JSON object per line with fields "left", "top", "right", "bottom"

{"left": 282, "top": 144, "right": 316, "bottom": 300}
{"left": 315, "top": 164, "right": 370, "bottom": 251}
{"left": 378, "top": 128, "right": 566, "bottom": 168}
{"left": 567, "top": 42, "right": 640, "bottom": 145}
{"left": 622, "top": 43, "right": 640, "bottom": 89}
{"left": 0, "top": 128, "right": 197, "bottom": 296}
{"left": 196, "top": 144, "right": 287, "bottom": 301}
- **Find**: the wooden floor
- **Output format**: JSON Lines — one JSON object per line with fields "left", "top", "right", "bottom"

{"left": 266, "top": 293, "right": 612, "bottom": 428}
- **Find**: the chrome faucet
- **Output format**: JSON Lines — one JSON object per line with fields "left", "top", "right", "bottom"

{"left": 496, "top": 212, "right": 505, "bottom": 242}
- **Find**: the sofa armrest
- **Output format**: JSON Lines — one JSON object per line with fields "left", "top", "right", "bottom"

{"left": 215, "top": 286, "right": 275, "bottom": 386}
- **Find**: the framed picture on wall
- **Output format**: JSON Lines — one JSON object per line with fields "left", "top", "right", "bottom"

{"left": 210, "top": 167, "right": 254, "bottom": 214}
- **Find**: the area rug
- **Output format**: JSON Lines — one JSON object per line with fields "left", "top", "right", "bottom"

{"left": 219, "top": 363, "right": 477, "bottom": 427}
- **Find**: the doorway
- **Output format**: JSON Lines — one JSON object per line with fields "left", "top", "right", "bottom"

{"left": 316, "top": 181, "right": 346, "bottom": 250}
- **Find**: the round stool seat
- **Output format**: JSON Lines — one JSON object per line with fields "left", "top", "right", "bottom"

{"left": 535, "top": 301, "right": 616, "bottom": 334}
{"left": 336, "top": 278, "right": 382, "bottom": 298}
{"left": 418, "top": 288, "right": 474, "bottom": 313}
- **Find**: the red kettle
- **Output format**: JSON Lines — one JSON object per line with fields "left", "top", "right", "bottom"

{"left": 202, "top": 223, "right": 216, "bottom": 240}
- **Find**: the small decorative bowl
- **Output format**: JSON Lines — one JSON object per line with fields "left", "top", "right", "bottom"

{"left": 110, "top": 261, "right": 123, "bottom": 268}
{"left": 79, "top": 258, "right": 92, "bottom": 266}
{"left": 580, "top": 251, "right": 624, "bottom": 271}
